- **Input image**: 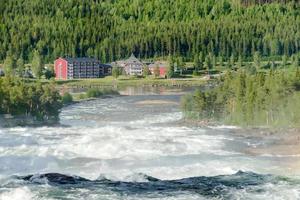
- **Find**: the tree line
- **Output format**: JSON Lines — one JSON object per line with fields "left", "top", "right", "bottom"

{"left": 1, "top": 0, "right": 300, "bottom": 64}
{"left": 181, "top": 69, "right": 300, "bottom": 127}
{"left": 0, "top": 77, "right": 62, "bottom": 121}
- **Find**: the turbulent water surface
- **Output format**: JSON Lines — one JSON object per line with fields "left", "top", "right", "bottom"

{"left": 1, "top": 87, "right": 300, "bottom": 200}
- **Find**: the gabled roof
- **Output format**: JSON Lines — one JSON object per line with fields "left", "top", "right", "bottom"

{"left": 125, "top": 54, "right": 143, "bottom": 64}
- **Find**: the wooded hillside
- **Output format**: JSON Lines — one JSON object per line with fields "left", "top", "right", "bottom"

{"left": 0, "top": 0, "right": 299, "bottom": 63}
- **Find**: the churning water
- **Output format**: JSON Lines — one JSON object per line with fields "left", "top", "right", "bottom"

{"left": 1, "top": 88, "right": 300, "bottom": 199}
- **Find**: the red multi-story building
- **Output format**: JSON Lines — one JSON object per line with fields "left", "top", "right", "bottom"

{"left": 54, "top": 57, "right": 112, "bottom": 80}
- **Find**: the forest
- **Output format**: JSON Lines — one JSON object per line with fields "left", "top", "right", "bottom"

{"left": 0, "top": 0, "right": 300, "bottom": 64}
{"left": 181, "top": 69, "right": 300, "bottom": 127}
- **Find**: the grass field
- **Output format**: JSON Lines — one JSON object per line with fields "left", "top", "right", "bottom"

{"left": 54, "top": 76, "right": 208, "bottom": 88}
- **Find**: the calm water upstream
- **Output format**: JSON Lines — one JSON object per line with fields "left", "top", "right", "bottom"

{"left": 1, "top": 86, "right": 300, "bottom": 199}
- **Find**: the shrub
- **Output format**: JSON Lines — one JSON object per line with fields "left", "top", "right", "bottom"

{"left": 192, "top": 70, "right": 199, "bottom": 76}
{"left": 62, "top": 92, "right": 73, "bottom": 104}
{"left": 86, "top": 88, "right": 103, "bottom": 98}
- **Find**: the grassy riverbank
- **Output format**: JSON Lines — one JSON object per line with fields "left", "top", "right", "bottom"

{"left": 54, "top": 76, "right": 208, "bottom": 88}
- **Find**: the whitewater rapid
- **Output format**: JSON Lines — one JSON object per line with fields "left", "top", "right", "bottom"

{"left": 1, "top": 91, "right": 300, "bottom": 199}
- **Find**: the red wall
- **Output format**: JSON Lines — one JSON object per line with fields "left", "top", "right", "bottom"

{"left": 160, "top": 67, "right": 166, "bottom": 77}
{"left": 54, "top": 58, "right": 68, "bottom": 80}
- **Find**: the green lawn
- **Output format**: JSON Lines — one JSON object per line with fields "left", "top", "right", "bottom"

{"left": 54, "top": 76, "right": 207, "bottom": 88}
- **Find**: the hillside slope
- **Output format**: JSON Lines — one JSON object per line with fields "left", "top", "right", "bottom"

{"left": 0, "top": 0, "right": 299, "bottom": 62}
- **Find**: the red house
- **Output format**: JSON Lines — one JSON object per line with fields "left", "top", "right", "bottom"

{"left": 148, "top": 61, "right": 167, "bottom": 77}
{"left": 54, "top": 57, "right": 112, "bottom": 80}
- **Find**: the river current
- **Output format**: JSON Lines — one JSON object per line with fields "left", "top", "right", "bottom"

{"left": 0, "top": 87, "right": 300, "bottom": 199}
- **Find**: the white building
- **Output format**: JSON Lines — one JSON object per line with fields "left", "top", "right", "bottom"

{"left": 113, "top": 54, "right": 144, "bottom": 76}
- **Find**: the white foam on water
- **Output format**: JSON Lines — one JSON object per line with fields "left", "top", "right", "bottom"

{"left": 2, "top": 95, "right": 300, "bottom": 199}
{"left": 129, "top": 112, "right": 183, "bottom": 125}
{"left": 208, "top": 125, "right": 240, "bottom": 130}
{"left": 0, "top": 187, "right": 36, "bottom": 200}
{"left": 229, "top": 182, "right": 300, "bottom": 200}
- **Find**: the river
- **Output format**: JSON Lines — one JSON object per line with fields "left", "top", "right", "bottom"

{"left": 0, "top": 86, "right": 300, "bottom": 199}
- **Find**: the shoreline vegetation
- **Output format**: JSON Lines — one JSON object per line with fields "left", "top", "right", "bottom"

{"left": 54, "top": 76, "right": 208, "bottom": 89}
{"left": 63, "top": 88, "right": 120, "bottom": 104}
{"left": 0, "top": 76, "right": 62, "bottom": 127}
{"left": 181, "top": 69, "right": 300, "bottom": 128}
{"left": 0, "top": 76, "right": 121, "bottom": 127}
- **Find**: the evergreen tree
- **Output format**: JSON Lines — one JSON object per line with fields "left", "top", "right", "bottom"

{"left": 253, "top": 51, "right": 261, "bottom": 70}
{"left": 16, "top": 57, "right": 25, "bottom": 77}
{"left": 293, "top": 54, "right": 299, "bottom": 68}
{"left": 177, "top": 57, "right": 185, "bottom": 75}
{"left": 204, "top": 55, "right": 212, "bottom": 71}
{"left": 282, "top": 55, "right": 287, "bottom": 68}
{"left": 31, "top": 50, "right": 43, "bottom": 78}
{"left": 194, "top": 54, "right": 201, "bottom": 71}
{"left": 212, "top": 55, "right": 216, "bottom": 69}
{"left": 237, "top": 55, "right": 243, "bottom": 69}
{"left": 199, "top": 52, "right": 204, "bottom": 70}
{"left": 219, "top": 56, "right": 224, "bottom": 68}
{"left": 167, "top": 56, "right": 175, "bottom": 78}
{"left": 230, "top": 54, "right": 235, "bottom": 68}
{"left": 3, "top": 54, "right": 16, "bottom": 75}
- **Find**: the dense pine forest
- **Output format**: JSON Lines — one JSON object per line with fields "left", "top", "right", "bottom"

{"left": 1, "top": 0, "right": 300, "bottom": 63}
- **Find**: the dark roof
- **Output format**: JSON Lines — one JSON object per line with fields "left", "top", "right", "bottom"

{"left": 63, "top": 57, "right": 100, "bottom": 63}
{"left": 101, "top": 63, "right": 112, "bottom": 68}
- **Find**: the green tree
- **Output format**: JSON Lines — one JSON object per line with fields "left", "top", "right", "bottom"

{"left": 31, "top": 50, "right": 43, "bottom": 78}
{"left": 16, "top": 57, "right": 25, "bottom": 77}
{"left": 237, "top": 55, "right": 243, "bottom": 69}
{"left": 44, "top": 65, "right": 55, "bottom": 79}
{"left": 112, "top": 66, "right": 120, "bottom": 79}
{"left": 176, "top": 57, "right": 185, "bottom": 75}
{"left": 219, "top": 56, "right": 224, "bottom": 68}
{"left": 230, "top": 54, "right": 235, "bottom": 68}
{"left": 282, "top": 55, "right": 287, "bottom": 68}
{"left": 293, "top": 55, "right": 299, "bottom": 68}
{"left": 167, "top": 56, "right": 175, "bottom": 78}
{"left": 253, "top": 51, "right": 261, "bottom": 70}
{"left": 62, "top": 92, "right": 73, "bottom": 105}
{"left": 204, "top": 55, "right": 212, "bottom": 71}
{"left": 194, "top": 54, "right": 201, "bottom": 71}
{"left": 3, "top": 54, "right": 16, "bottom": 75}
{"left": 212, "top": 55, "right": 216, "bottom": 69}
{"left": 143, "top": 65, "right": 151, "bottom": 77}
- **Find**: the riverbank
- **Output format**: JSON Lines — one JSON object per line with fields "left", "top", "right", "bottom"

{"left": 0, "top": 114, "right": 59, "bottom": 127}
{"left": 54, "top": 76, "right": 208, "bottom": 89}
{"left": 234, "top": 127, "right": 300, "bottom": 157}
{"left": 180, "top": 118, "right": 300, "bottom": 157}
